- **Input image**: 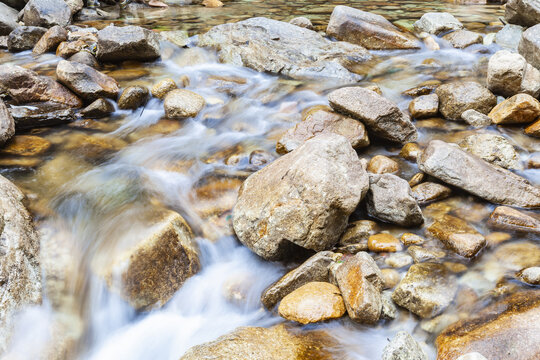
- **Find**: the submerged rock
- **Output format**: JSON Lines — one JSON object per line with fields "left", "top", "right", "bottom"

{"left": 22, "top": 0, "right": 72, "bottom": 27}
{"left": 459, "top": 134, "right": 520, "bottom": 170}
{"left": 505, "top": 0, "right": 540, "bottom": 27}
{"left": 164, "top": 89, "right": 205, "bottom": 119}
{"left": 96, "top": 25, "right": 160, "bottom": 62}
{"left": 436, "top": 82, "right": 497, "bottom": 121}
{"left": 56, "top": 60, "right": 119, "bottom": 101}
{"left": 32, "top": 25, "right": 67, "bottom": 55}
{"left": 414, "top": 12, "right": 463, "bottom": 35}
{"left": 382, "top": 331, "right": 428, "bottom": 360}
{"left": 488, "top": 206, "right": 540, "bottom": 234}
{"left": 518, "top": 24, "right": 540, "bottom": 70}
{"left": 232, "top": 133, "right": 368, "bottom": 260}
{"left": 0, "top": 99, "right": 15, "bottom": 145}
{"left": 7, "top": 25, "right": 46, "bottom": 52}
{"left": 1, "top": 135, "right": 51, "bottom": 156}
{"left": 427, "top": 214, "right": 486, "bottom": 258}
{"left": 488, "top": 93, "right": 540, "bottom": 125}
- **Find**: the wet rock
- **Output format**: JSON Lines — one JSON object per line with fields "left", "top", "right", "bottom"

{"left": 367, "top": 173, "right": 424, "bottom": 227}
{"left": 338, "top": 220, "right": 377, "bottom": 249}
{"left": 495, "top": 24, "right": 524, "bottom": 51}
{"left": 118, "top": 85, "right": 149, "bottom": 110}
{"left": 392, "top": 262, "right": 457, "bottom": 318}
{"left": 0, "top": 99, "right": 15, "bottom": 145}
{"left": 151, "top": 78, "right": 177, "bottom": 99}
{"left": 436, "top": 82, "right": 497, "bottom": 121}
{"left": 493, "top": 241, "right": 540, "bottom": 272}
{"left": 459, "top": 134, "right": 519, "bottom": 170}
{"left": 488, "top": 93, "right": 540, "bottom": 125}
{"left": 79, "top": 98, "right": 114, "bottom": 118}
{"left": 400, "top": 142, "right": 421, "bottom": 162}
{"left": 427, "top": 214, "right": 485, "bottom": 258}
{"left": 488, "top": 206, "right": 540, "bottom": 234}
{"left": 442, "top": 30, "right": 482, "bottom": 49}
{"left": 7, "top": 25, "right": 46, "bottom": 52}
{"left": 411, "top": 182, "right": 451, "bottom": 205}
{"left": 328, "top": 87, "right": 417, "bottom": 144}
{"left": 382, "top": 331, "right": 428, "bottom": 360}
{"left": 63, "top": 133, "right": 126, "bottom": 159}
{"left": 518, "top": 24, "right": 540, "bottom": 70}
{"left": 525, "top": 119, "right": 540, "bottom": 137}
{"left": 9, "top": 101, "right": 75, "bottom": 129}
{"left": 407, "top": 245, "right": 445, "bottom": 263}
{"left": 202, "top": 0, "right": 222, "bottom": 7}
{"left": 32, "top": 25, "right": 67, "bottom": 54}
{"left": 278, "top": 282, "right": 345, "bottom": 324}
{"left": 487, "top": 50, "right": 540, "bottom": 98}
{"left": 68, "top": 51, "right": 98, "bottom": 68}
{"left": 198, "top": 17, "right": 371, "bottom": 82}
{"left": 367, "top": 155, "right": 399, "bottom": 174}
{"left": 408, "top": 94, "right": 438, "bottom": 119}
{"left": 56, "top": 39, "right": 86, "bottom": 58}
{"left": 0, "top": 3, "right": 19, "bottom": 36}
{"left": 461, "top": 109, "right": 491, "bottom": 128}
{"left": 1, "top": 135, "right": 51, "bottom": 156}
{"left": 330, "top": 252, "right": 383, "bottom": 324}
{"left": 180, "top": 324, "right": 336, "bottom": 360}
{"left": 96, "top": 25, "right": 160, "bottom": 63}
{"left": 368, "top": 233, "right": 402, "bottom": 253}
{"left": 436, "top": 291, "right": 540, "bottom": 360}
{"left": 505, "top": 0, "right": 540, "bottom": 27}
{"left": 326, "top": 5, "right": 420, "bottom": 50}
{"left": 261, "top": 251, "right": 336, "bottom": 309}
{"left": 276, "top": 106, "right": 369, "bottom": 154}
{"left": 413, "top": 12, "right": 463, "bottom": 35}
{"left": 0, "top": 175, "right": 42, "bottom": 354}
{"left": 401, "top": 233, "right": 425, "bottom": 245}
{"left": 164, "top": 89, "right": 205, "bottom": 119}
{"left": 380, "top": 290, "right": 397, "bottom": 320}
{"left": 232, "top": 133, "right": 368, "bottom": 260}
{"left": 22, "top": 0, "right": 71, "bottom": 27}
{"left": 56, "top": 60, "right": 119, "bottom": 101}
{"left": 385, "top": 252, "right": 413, "bottom": 267}
{"left": 418, "top": 140, "right": 540, "bottom": 208}
{"left": 518, "top": 267, "right": 540, "bottom": 285}
{"left": 289, "top": 16, "right": 313, "bottom": 30}
{"left": 403, "top": 84, "right": 438, "bottom": 97}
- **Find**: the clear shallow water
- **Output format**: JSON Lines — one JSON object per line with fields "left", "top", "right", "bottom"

{"left": 0, "top": 1, "right": 538, "bottom": 359}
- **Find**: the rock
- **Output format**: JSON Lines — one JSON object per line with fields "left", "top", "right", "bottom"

{"left": 64, "top": 0, "right": 83, "bottom": 15}
{"left": 400, "top": 143, "right": 421, "bottom": 162}
{"left": 232, "top": 134, "right": 368, "bottom": 260}
{"left": 518, "top": 267, "right": 540, "bottom": 285}
{"left": 418, "top": 140, "right": 540, "bottom": 208}
{"left": 330, "top": 252, "right": 383, "bottom": 324}
{"left": 180, "top": 324, "right": 336, "bottom": 360}
{"left": 385, "top": 252, "right": 413, "bottom": 268}
{"left": 1, "top": 135, "right": 51, "bottom": 156}
{"left": 367, "top": 173, "right": 424, "bottom": 227}
{"left": 0, "top": 99, "right": 15, "bottom": 145}
{"left": 436, "top": 291, "right": 540, "bottom": 360}
{"left": 198, "top": 17, "right": 371, "bottom": 82}
{"left": 411, "top": 182, "right": 451, "bottom": 205}
{"left": 96, "top": 25, "right": 160, "bottom": 62}
{"left": 403, "top": 84, "right": 438, "bottom": 97}
{"left": 392, "top": 262, "right": 457, "bottom": 318}
{"left": 164, "top": 89, "right": 205, "bottom": 119}
{"left": 488, "top": 93, "right": 540, "bottom": 125}
{"left": 518, "top": 24, "right": 540, "bottom": 70}
{"left": 68, "top": 51, "right": 99, "bottom": 68}
{"left": 486, "top": 50, "right": 540, "bottom": 98}
{"left": 32, "top": 25, "right": 67, "bottom": 54}
{"left": 0, "top": 3, "right": 19, "bottom": 36}
{"left": 289, "top": 16, "right": 313, "bottom": 30}
{"left": 202, "top": 0, "right": 222, "bottom": 7}
{"left": 505, "top": 0, "right": 540, "bottom": 27}
{"left": 459, "top": 134, "right": 519, "bottom": 170}
{"left": 261, "top": 251, "right": 336, "bottom": 309}
{"left": 99, "top": 210, "right": 199, "bottom": 310}
{"left": 427, "top": 214, "right": 485, "bottom": 258}
{"left": 380, "top": 290, "right": 397, "bottom": 319}
{"left": 56, "top": 39, "right": 86, "bottom": 58}
{"left": 492, "top": 241, "right": 540, "bottom": 272}
{"left": 328, "top": 87, "right": 417, "bottom": 144}
{"left": 338, "top": 220, "right": 377, "bottom": 251}
{"left": 382, "top": 331, "right": 428, "bottom": 360}
{"left": 488, "top": 206, "right": 540, "bottom": 234}
{"left": 413, "top": 12, "right": 463, "bottom": 35}
{"left": 442, "top": 30, "right": 482, "bottom": 49}
{"left": 381, "top": 269, "right": 401, "bottom": 289}
{"left": 79, "top": 98, "right": 114, "bottom": 119}
{"left": 525, "top": 119, "right": 540, "bottom": 137}
{"left": 0, "top": 36, "right": 7, "bottom": 49}
{"left": 7, "top": 25, "right": 46, "bottom": 51}
{"left": 401, "top": 233, "right": 425, "bottom": 245}
{"left": 326, "top": 5, "right": 420, "bottom": 50}
{"left": 118, "top": 85, "right": 149, "bottom": 110}
{"left": 367, "top": 155, "right": 399, "bottom": 174}
{"left": 408, "top": 94, "right": 438, "bottom": 119}
{"left": 0, "top": 175, "right": 42, "bottom": 354}
{"left": 278, "top": 282, "right": 345, "bottom": 324}
{"left": 22, "top": 0, "right": 71, "bottom": 27}
{"left": 408, "top": 245, "right": 445, "bottom": 263}
{"left": 368, "top": 233, "right": 402, "bottom": 253}
{"left": 436, "top": 82, "right": 497, "bottom": 121}
{"left": 9, "top": 101, "right": 74, "bottom": 129}
{"left": 461, "top": 109, "right": 491, "bottom": 128}
{"left": 276, "top": 106, "right": 369, "bottom": 155}
{"left": 56, "top": 60, "right": 119, "bottom": 102}
{"left": 151, "top": 78, "right": 177, "bottom": 99}
{"left": 159, "top": 30, "right": 188, "bottom": 47}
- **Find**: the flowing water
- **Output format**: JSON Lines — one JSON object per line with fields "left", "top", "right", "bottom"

{"left": 1, "top": 0, "right": 539, "bottom": 359}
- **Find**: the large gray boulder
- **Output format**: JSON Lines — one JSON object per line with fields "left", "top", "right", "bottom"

{"left": 22, "top": 0, "right": 71, "bottom": 27}
{"left": 198, "top": 17, "right": 371, "bottom": 82}
{"left": 436, "top": 82, "right": 497, "bottom": 121}
{"left": 418, "top": 140, "right": 540, "bottom": 208}
{"left": 0, "top": 99, "right": 15, "bottom": 145}
{"left": 328, "top": 87, "right": 417, "bottom": 144}
{"left": 0, "top": 3, "right": 19, "bottom": 36}
{"left": 96, "top": 25, "right": 160, "bottom": 62}
{"left": 232, "top": 133, "right": 369, "bottom": 260}
{"left": 505, "top": 0, "right": 540, "bottom": 27}
{"left": 487, "top": 50, "right": 540, "bottom": 98}
{"left": 56, "top": 60, "right": 119, "bottom": 101}
{"left": 413, "top": 12, "right": 463, "bottom": 35}
{"left": 326, "top": 5, "right": 420, "bottom": 50}
{"left": 518, "top": 24, "right": 540, "bottom": 70}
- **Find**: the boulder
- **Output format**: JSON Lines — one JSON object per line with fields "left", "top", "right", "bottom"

{"left": 436, "top": 291, "right": 540, "bottom": 360}
{"left": 518, "top": 24, "right": 540, "bottom": 70}
{"left": 118, "top": 85, "right": 149, "bottom": 110}
{"left": 164, "top": 89, "right": 205, "bottom": 119}
{"left": 32, "top": 25, "right": 67, "bottom": 54}
{"left": 488, "top": 206, "right": 540, "bottom": 234}
{"left": 328, "top": 87, "right": 417, "bottom": 144}
{"left": 7, "top": 25, "right": 46, "bottom": 51}
{"left": 418, "top": 140, "right": 540, "bottom": 208}
{"left": 9, "top": 101, "right": 74, "bottom": 129}
{"left": 367, "top": 173, "right": 424, "bottom": 227}
{"left": 436, "top": 82, "right": 497, "bottom": 121}
{"left": 0, "top": 99, "right": 15, "bottom": 145}
{"left": 96, "top": 25, "right": 160, "bottom": 62}
{"left": 232, "top": 133, "right": 368, "bottom": 260}
{"left": 22, "top": 0, "right": 71, "bottom": 27}
{"left": 505, "top": 0, "right": 540, "bottom": 27}
{"left": 461, "top": 109, "right": 491, "bottom": 128}
{"left": 198, "top": 17, "right": 371, "bottom": 82}
{"left": 276, "top": 106, "right": 369, "bottom": 154}
{"left": 278, "top": 282, "right": 346, "bottom": 324}
{"left": 488, "top": 93, "right": 540, "bottom": 125}
{"left": 79, "top": 98, "right": 114, "bottom": 118}
{"left": 459, "top": 134, "right": 520, "bottom": 170}
{"left": 56, "top": 60, "right": 119, "bottom": 101}
{"left": 0, "top": 64, "right": 81, "bottom": 107}
{"left": 408, "top": 94, "right": 438, "bottom": 119}
{"left": 326, "top": 5, "right": 420, "bottom": 50}
{"left": 413, "top": 12, "right": 463, "bottom": 35}
{"left": 367, "top": 155, "right": 399, "bottom": 174}
{"left": 427, "top": 214, "right": 486, "bottom": 258}
{"left": 412, "top": 182, "right": 451, "bottom": 204}
{"left": 0, "top": 175, "right": 42, "bottom": 353}
{"left": 392, "top": 262, "right": 457, "bottom": 318}
{"left": 0, "top": 3, "right": 19, "bottom": 36}
{"left": 486, "top": 50, "right": 540, "bottom": 98}
{"left": 261, "top": 251, "right": 336, "bottom": 309}
{"left": 442, "top": 30, "right": 483, "bottom": 49}
{"left": 382, "top": 331, "right": 428, "bottom": 360}
{"left": 151, "top": 78, "right": 177, "bottom": 99}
